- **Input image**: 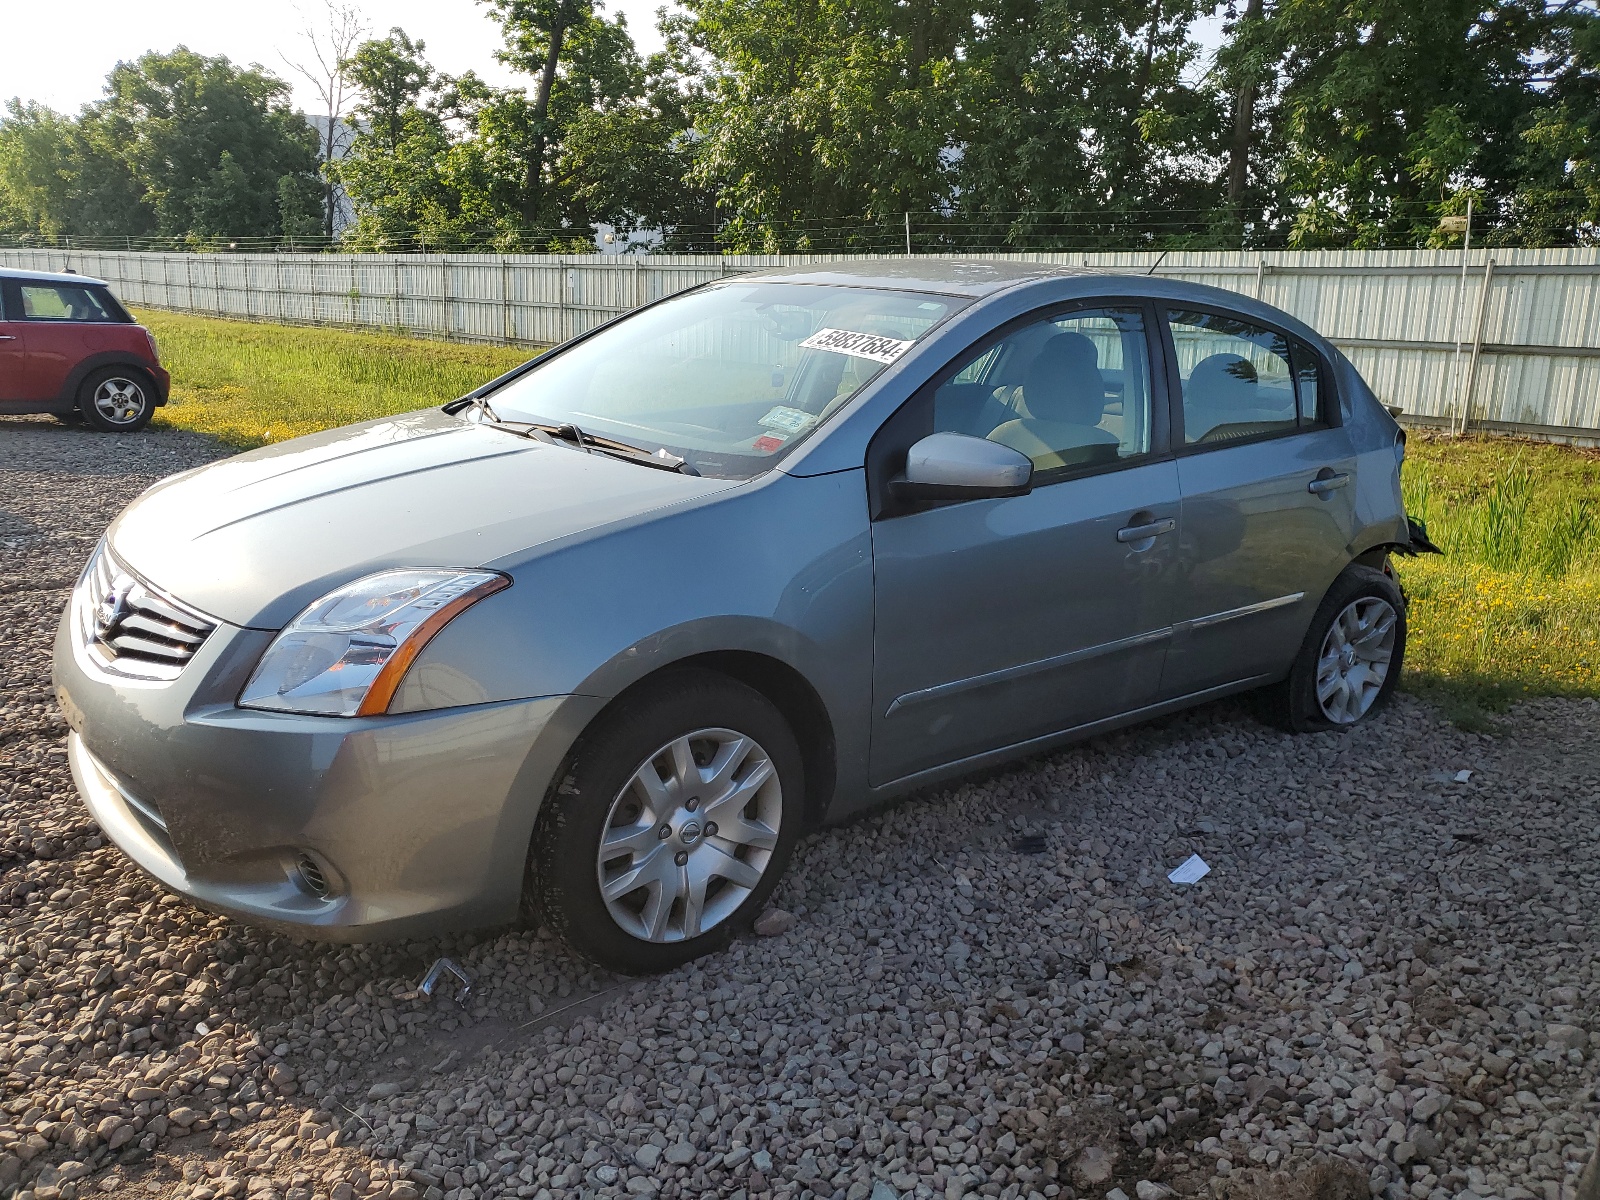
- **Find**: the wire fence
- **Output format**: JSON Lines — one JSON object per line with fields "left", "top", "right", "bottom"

{"left": 7, "top": 245, "right": 1600, "bottom": 441}
{"left": 0, "top": 203, "right": 1478, "bottom": 256}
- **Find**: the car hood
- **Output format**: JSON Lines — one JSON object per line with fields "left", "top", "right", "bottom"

{"left": 108, "top": 409, "right": 740, "bottom": 628}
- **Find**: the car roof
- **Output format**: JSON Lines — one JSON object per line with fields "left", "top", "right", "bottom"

{"left": 739, "top": 258, "right": 1095, "bottom": 298}
{"left": 0, "top": 267, "right": 110, "bottom": 286}
{"left": 739, "top": 257, "right": 1332, "bottom": 347}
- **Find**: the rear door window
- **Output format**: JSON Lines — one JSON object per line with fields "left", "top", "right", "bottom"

{"left": 18, "top": 283, "right": 116, "bottom": 322}
{"left": 1166, "top": 309, "right": 1337, "bottom": 445}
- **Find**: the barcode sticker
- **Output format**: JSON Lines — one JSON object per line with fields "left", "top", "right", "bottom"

{"left": 798, "top": 328, "right": 916, "bottom": 364}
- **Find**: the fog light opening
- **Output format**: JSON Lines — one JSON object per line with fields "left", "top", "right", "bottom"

{"left": 293, "top": 851, "right": 333, "bottom": 899}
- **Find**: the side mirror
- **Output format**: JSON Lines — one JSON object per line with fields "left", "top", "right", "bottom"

{"left": 893, "top": 432, "right": 1033, "bottom": 506}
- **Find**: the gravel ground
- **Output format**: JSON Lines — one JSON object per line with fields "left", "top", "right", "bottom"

{"left": 2, "top": 416, "right": 1598, "bottom": 1200}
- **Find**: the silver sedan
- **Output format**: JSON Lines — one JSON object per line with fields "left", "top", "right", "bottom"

{"left": 53, "top": 261, "right": 1416, "bottom": 972}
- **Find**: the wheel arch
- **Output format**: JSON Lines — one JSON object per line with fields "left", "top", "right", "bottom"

{"left": 65, "top": 355, "right": 167, "bottom": 407}
{"left": 569, "top": 650, "right": 838, "bottom": 832}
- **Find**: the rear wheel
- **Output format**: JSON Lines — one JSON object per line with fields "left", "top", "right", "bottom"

{"left": 78, "top": 366, "right": 154, "bottom": 432}
{"left": 527, "top": 669, "right": 804, "bottom": 973}
{"left": 1269, "top": 563, "right": 1406, "bottom": 732}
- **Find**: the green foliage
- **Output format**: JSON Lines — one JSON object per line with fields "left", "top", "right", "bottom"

{"left": 11, "top": 3, "right": 1600, "bottom": 252}
{"left": 1396, "top": 434, "right": 1600, "bottom": 727}
{"left": 0, "top": 49, "right": 321, "bottom": 244}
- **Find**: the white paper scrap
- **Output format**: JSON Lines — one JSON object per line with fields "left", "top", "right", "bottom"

{"left": 1168, "top": 854, "right": 1211, "bottom": 885}
{"left": 1454, "top": 769, "right": 1473, "bottom": 783}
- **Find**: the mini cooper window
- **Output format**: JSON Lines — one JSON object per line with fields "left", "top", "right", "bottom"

{"left": 932, "top": 308, "right": 1153, "bottom": 475}
{"left": 483, "top": 282, "right": 964, "bottom": 479}
{"left": 19, "top": 283, "right": 116, "bottom": 322}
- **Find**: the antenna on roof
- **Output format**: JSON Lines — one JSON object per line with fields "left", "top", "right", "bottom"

{"left": 1145, "top": 250, "right": 1170, "bottom": 277}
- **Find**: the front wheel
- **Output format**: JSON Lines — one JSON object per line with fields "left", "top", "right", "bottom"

{"left": 527, "top": 669, "right": 805, "bottom": 973}
{"left": 78, "top": 366, "right": 155, "bottom": 432}
{"left": 1270, "top": 563, "right": 1406, "bottom": 732}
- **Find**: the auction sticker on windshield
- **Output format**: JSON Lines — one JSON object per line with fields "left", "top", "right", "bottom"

{"left": 798, "top": 328, "right": 917, "bottom": 364}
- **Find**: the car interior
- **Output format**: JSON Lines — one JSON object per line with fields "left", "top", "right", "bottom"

{"left": 932, "top": 310, "right": 1150, "bottom": 472}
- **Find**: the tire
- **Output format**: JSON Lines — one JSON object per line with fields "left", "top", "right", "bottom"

{"left": 1268, "top": 562, "right": 1406, "bottom": 733}
{"left": 77, "top": 366, "right": 155, "bottom": 432}
{"left": 527, "top": 669, "right": 805, "bottom": 973}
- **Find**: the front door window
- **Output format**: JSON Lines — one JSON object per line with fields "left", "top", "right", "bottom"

{"left": 932, "top": 308, "right": 1153, "bottom": 477}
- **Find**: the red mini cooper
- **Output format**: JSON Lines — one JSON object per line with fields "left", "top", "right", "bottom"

{"left": 0, "top": 268, "right": 169, "bottom": 432}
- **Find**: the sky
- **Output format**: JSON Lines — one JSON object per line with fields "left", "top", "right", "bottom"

{"left": 1, "top": 0, "right": 673, "bottom": 116}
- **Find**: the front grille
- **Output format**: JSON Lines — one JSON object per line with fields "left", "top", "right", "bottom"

{"left": 74, "top": 545, "right": 217, "bottom": 681}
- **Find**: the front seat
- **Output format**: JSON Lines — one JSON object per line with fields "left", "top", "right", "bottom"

{"left": 988, "top": 333, "right": 1120, "bottom": 470}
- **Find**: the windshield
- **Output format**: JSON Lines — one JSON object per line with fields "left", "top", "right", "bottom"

{"left": 478, "top": 281, "right": 966, "bottom": 478}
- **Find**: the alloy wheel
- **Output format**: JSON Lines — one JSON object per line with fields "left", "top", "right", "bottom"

{"left": 92, "top": 376, "right": 147, "bottom": 425}
{"left": 1315, "top": 596, "right": 1398, "bottom": 724}
{"left": 596, "top": 727, "right": 782, "bottom": 943}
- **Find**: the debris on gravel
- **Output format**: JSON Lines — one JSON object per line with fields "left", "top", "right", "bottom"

{"left": 1, "top": 416, "right": 1597, "bottom": 1200}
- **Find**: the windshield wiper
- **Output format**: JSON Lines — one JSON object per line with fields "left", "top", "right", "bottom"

{"left": 480, "top": 417, "right": 701, "bottom": 475}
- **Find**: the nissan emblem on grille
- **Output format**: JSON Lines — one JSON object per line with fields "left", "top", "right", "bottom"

{"left": 95, "top": 575, "right": 134, "bottom": 643}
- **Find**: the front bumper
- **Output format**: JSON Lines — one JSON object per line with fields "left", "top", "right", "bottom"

{"left": 54, "top": 605, "right": 604, "bottom": 941}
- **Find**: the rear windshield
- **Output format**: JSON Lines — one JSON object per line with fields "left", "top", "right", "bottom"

{"left": 481, "top": 281, "right": 966, "bottom": 479}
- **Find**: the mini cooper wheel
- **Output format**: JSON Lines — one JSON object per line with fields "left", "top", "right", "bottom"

{"left": 1271, "top": 563, "right": 1406, "bottom": 732}
{"left": 528, "top": 670, "right": 804, "bottom": 973}
{"left": 78, "top": 366, "right": 154, "bottom": 432}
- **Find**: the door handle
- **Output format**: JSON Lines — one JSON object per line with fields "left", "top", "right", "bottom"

{"left": 1307, "top": 471, "right": 1350, "bottom": 495}
{"left": 0, "top": 335, "right": 16, "bottom": 341}
{"left": 1116, "top": 517, "right": 1176, "bottom": 543}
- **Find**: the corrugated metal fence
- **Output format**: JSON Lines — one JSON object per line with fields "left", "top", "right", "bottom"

{"left": 7, "top": 246, "right": 1600, "bottom": 441}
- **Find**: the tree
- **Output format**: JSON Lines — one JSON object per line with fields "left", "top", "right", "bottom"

{"left": 89, "top": 48, "right": 322, "bottom": 240}
{"left": 344, "top": 27, "right": 433, "bottom": 155}
{"left": 0, "top": 101, "right": 76, "bottom": 239}
{"left": 679, "top": 0, "right": 963, "bottom": 249}
{"left": 282, "top": 0, "right": 369, "bottom": 241}
{"left": 1507, "top": 5, "right": 1600, "bottom": 244}
{"left": 946, "top": 0, "right": 1224, "bottom": 247}
{"left": 1248, "top": 0, "right": 1547, "bottom": 247}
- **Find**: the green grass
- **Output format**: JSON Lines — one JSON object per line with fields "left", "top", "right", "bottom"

{"left": 137, "top": 309, "right": 537, "bottom": 448}
{"left": 1397, "top": 432, "right": 1600, "bottom": 727}
{"left": 134, "top": 311, "right": 1600, "bottom": 727}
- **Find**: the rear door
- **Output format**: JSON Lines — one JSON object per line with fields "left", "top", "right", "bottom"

{"left": 868, "top": 302, "right": 1182, "bottom": 785}
{"left": 1159, "top": 307, "right": 1359, "bottom": 697}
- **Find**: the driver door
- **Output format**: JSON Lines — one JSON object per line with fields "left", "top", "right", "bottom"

{"left": 868, "top": 304, "right": 1182, "bottom": 786}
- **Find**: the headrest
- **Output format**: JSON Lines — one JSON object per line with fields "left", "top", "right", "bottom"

{"left": 1023, "top": 333, "right": 1106, "bottom": 424}
{"left": 1189, "top": 353, "right": 1258, "bottom": 411}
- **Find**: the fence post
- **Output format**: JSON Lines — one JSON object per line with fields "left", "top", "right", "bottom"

{"left": 1459, "top": 258, "right": 1497, "bottom": 435}
{"left": 441, "top": 255, "right": 451, "bottom": 339}
{"left": 502, "top": 256, "right": 512, "bottom": 344}
{"left": 1446, "top": 197, "right": 1475, "bottom": 436}
{"left": 393, "top": 256, "right": 402, "bottom": 332}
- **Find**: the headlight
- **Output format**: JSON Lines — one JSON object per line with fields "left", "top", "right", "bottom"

{"left": 239, "top": 569, "right": 509, "bottom": 717}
